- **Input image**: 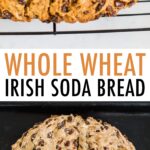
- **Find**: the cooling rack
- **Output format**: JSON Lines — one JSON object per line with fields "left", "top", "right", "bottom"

{"left": 0, "top": 0, "right": 150, "bottom": 35}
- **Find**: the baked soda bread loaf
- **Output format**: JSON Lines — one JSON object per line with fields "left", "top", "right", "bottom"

{"left": 49, "top": 0, "right": 137, "bottom": 23}
{"left": 12, "top": 115, "right": 136, "bottom": 150}
{"left": 25, "top": 0, "right": 51, "bottom": 22}
{"left": 0, "top": 0, "right": 27, "bottom": 21}
{"left": 0, "top": 0, "right": 137, "bottom": 23}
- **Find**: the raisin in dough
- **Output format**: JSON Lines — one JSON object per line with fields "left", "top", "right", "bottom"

{"left": 85, "top": 117, "right": 135, "bottom": 150}
{"left": 0, "top": 0, "right": 28, "bottom": 21}
{"left": 49, "top": 0, "right": 137, "bottom": 23}
{"left": 12, "top": 115, "right": 136, "bottom": 150}
{"left": 25, "top": 0, "right": 50, "bottom": 22}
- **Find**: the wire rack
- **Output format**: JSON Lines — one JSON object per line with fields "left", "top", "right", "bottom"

{"left": 0, "top": 0, "right": 150, "bottom": 35}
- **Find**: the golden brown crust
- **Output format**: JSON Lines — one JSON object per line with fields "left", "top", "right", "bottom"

{"left": 25, "top": 0, "right": 51, "bottom": 22}
{"left": 50, "top": 0, "right": 137, "bottom": 23}
{"left": 0, "top": 0, "right": 137, "bottom": 23}
{"left": 50, "top": 0, "right": 107, "bottom": 23}
{"left": 0, "top": 0, "right": 27, "bottom": 21}
{"left": 0, "top": 0, "right": 137, "bottom": 22}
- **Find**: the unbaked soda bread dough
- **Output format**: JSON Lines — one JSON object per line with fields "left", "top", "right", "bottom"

{"left": 12, "top": 115, "right": 136, "bottom": 150}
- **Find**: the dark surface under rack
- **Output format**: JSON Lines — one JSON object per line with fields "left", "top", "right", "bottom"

{"left": 0, "top": 0, "right": 150, "bottom": 35}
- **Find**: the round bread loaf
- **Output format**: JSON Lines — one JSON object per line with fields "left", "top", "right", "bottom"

{"left": 25, "top": 0, "right": 51, "bottom": 22}
{"left": 12, "top": 115, "right": 136, "bottom": 150}
{"left": 0, "top": 0, "right": 137, "bottom": 22}
{"left": 49, "top": 0, "right": 137, "bottom": 23}
{"left": 0, "top": 0, "right": 27, "bottom": 21}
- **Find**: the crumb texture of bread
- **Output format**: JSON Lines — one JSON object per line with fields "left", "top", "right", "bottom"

{"left": 0, "top": 0, "right": 137, "bottom": 22}
{"left": 12, "top": 115, "right": 136, "bottom": 150}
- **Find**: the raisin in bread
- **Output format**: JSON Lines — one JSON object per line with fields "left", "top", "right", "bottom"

{"left": 25, "top": 0, "right": 50, "bottom": 22}
{"left": 49, "top": 0, "right": 137, "bottom": 23}
{"left": 0, "top": 0, "right": 27, "bottom": 21}
{"left": 12, "top": 115, "right": 135, "bottom": 150}
{"left": 0, "top": 0, "right": 137, "bottom": 23}
{"left": 49, "top": 0, "right": 106, "bottom": 23}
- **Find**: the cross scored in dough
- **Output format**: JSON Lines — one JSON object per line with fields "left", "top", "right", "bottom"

{"left": 12, "top": 115, "right": 136, "bottom": 150}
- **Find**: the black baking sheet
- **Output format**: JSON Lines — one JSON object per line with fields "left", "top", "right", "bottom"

{"left": 0, "top": 102, "right": 150, "bottom": 150}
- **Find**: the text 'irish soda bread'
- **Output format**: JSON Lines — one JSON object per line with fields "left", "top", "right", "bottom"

{"left": 12, "top": 115, "right": 136, "bottom": 150}
{"left": 0, "top": 0, "right": 137, "bottom": 23}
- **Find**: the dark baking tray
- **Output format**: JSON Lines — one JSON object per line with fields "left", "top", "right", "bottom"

{"left": 0, "top": 102, "right": 150, "bottom": 150}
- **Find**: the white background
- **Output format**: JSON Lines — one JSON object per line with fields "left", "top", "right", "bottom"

{"left": 0, "top": 2, "right": 150, "bottom": 102}
{"left": 0, "top": 1, "right": 150, "bottom": 48}
{"left": 0, "top": 49, "right": 149, "bottom": 101}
